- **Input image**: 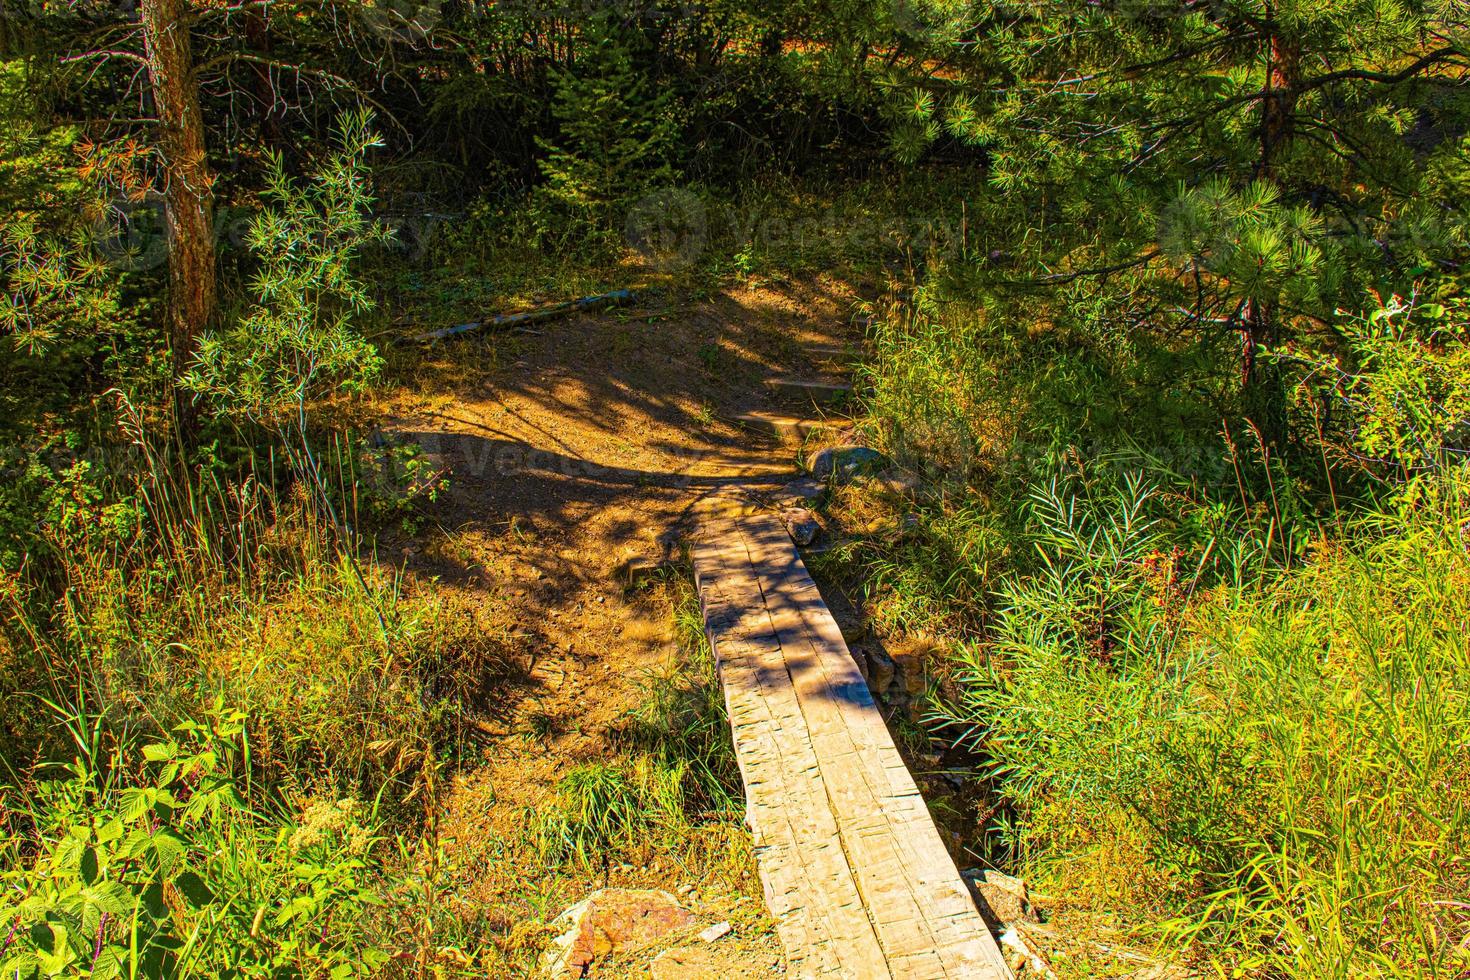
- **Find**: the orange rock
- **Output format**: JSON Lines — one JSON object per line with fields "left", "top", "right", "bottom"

{"left": 545, "top": 889, "right": 696, "bottom": 977}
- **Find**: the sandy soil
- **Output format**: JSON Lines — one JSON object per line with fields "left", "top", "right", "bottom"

{"left": 377, "top": 277, "right": 863, "bottom": 976}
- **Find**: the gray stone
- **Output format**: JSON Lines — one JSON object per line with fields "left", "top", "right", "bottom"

{"left": 783, "top": 507, "right": 821, "bottom": 546}
{"left": 865, "top": 647, "right": 896, "bottom": 696}
{"left": 962, "top": 868, "right": 1037, "bottom": 926}
{"left": 809, "top": 445, "right": 889, "bottom": 481}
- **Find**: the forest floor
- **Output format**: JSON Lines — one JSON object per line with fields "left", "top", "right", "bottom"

{"left": 373, "top": 276, "right": 864, "bottom": 976}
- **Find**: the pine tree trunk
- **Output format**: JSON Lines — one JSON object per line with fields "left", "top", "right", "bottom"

{"left": 140, "top": 0, "right": 216, "bottom": 390}
{"left": 1242, "top": 297, "right": 1286, "bottom": 443}
{"left": 1259, "top": 30, "right": 1299, "bottom": 177}
{"left": 1244, "top": 14, "right": 1299, "bottom": 445}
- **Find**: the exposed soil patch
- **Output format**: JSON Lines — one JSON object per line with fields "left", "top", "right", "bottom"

{"left": 376, "top": 279, "right": 860, "bottom": 975}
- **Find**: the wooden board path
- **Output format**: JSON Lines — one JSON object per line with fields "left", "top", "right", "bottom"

{"left": 693, "top": 511, "right": 1012, "bottom": 980}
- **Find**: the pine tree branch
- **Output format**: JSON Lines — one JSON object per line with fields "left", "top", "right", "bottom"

{"left": 997, "top": 250, "right": 1161, "bottom": 286}
{"left": 1142, "top": 46, "right": 1468, "bottom": 136}
{"left": 1291, "top": 47, "right": 1466, "bottom": 94}
{"left": 61, "top": 49, "right": 150, "bottom": 67}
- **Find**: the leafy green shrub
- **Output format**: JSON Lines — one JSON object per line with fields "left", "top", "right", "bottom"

{"left": 934, "top": 466, "right": 1470, "bottom": 977}
{"left": 185, "top": 110, "right": 389, "bottom": 576}
{"left": 1286, "top": 296, "right": 1470, "bottom": 476}
{"left": 0, "top": 707, "right": 387, "bottom": 978}
{"left": 187, "top": 111, "right": 387, "bottom": 430}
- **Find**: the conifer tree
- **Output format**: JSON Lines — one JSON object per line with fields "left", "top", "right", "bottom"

{"left": 887, "top": 0, "right": 1470, "bottom": 437}
{"left": 536, "top": 18, "right": 678, "bottom": 232}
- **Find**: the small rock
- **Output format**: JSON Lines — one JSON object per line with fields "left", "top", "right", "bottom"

{"left": 698, "top": 921, "right": 732, "bottom": 943}
{"left": 900, "top": 660, "right": 928, "bottom": 696}
{"left": 865, "top": 648, "right": 896, "bottom": 695}
{"left": 783, "top": 507, "right": 822, "bottom": 546}
{"left": 890, "top": 636, "right": 939, "bottom": 697}
{"left": 777, "top": 476, "right": 825, "bottom": 507}
{"left": 998, "top": 925, "right": 1052, "bottom": 977}
{"left": 544, "top": 888, "right": 696, "bottom": 977}
{"left": 962, "top": 869, "right": 1037, "bottom": 925}
{"left": 809, "top": 445, "right": 889, "bottom": 481}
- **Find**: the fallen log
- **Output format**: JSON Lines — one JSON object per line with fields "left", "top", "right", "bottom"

{"left": 408, "top": 288, "right": 636, "bottom": 343}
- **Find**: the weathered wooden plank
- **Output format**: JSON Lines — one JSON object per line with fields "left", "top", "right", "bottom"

{"left": 735, "top": 514, "right": 1012, "bottom": 978}
{"left": 694, "top": 531, "right": 891, "bottom": 978}
{"left": 763, "top": 377, "right": 853, "bottom": 404}
{"left": 694, "top": 510, "right": 1012, "bottom": 980}
{"left": 730, "top": 411, "right": 826, "bottom": 443}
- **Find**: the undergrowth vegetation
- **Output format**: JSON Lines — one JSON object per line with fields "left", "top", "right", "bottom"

{"left": 937, "top": 469, "right": 1468, "bottom": 976}
{"left": 532, "top": 571, "right": 747, "bottom": 875}
{"left": 823, "top": 283, "right": 1470, "bottom": 975}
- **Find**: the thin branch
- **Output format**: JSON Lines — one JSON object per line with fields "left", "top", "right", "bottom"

{"left": 997, "top": 250, "right": 1162, "bottom": 286}
{"left": 61, "top": 49, "right": 150, "bottom": 67}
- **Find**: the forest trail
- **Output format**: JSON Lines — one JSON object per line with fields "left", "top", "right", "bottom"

{"left": 378, "top": 279, "right": 1007, "bottom": 976}
{"left": 382, "top": 280, "right": 856, "bottom": 975}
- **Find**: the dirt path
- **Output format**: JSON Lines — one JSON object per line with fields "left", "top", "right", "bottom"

{"left": 379, "top": 279, "right": 860, "bottom": 975}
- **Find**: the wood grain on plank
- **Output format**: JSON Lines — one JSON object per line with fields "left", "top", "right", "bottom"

{"left": 694, "top": 511, "right": 1012, "bottom": 980}
{"left": 738, "top": 514, "right": 1012, "bottom": 978}
{"left": 694, "top": 530, "right": 890, "bottom": 978}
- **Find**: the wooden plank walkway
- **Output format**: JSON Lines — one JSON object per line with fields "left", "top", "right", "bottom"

{"left": 693, "top": 511, "right": 1012, "bottom": 980}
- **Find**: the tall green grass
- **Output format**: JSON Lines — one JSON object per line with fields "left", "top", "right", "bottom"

{"left": 0, "top": 413, "right": 513, "bottom": 976}
{"left": 932, "top": 467, "right": 1469, "bottom": 977}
